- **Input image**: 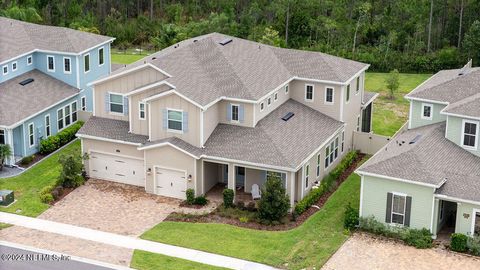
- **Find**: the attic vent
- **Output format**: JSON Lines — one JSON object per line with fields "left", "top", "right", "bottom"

{"left": 282, "top": 112, "right": 295, "bottom": 121}
{"left": 409, "top": 134, "right": 422, "bottom": 144}
{"left": 151, "top": 57, "right": 157, "bottom": 60}
{"left": 219, "top": 38, "right": 233, "bottom": 46}
{"left": 19, "top": 78, "right": 34, "bottom": 86}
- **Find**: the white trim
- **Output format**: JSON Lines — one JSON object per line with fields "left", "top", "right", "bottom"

{"left": 27, "top": 122, "right": 35, "bottom": 147}
{"left": 202, "top": 155, "right": 295, "bottom": 172}
{"left": 124, "top": 80, "right": 176, "bottom": 97}
{"left": 324, "top": 86, "right": 334, "bottom": 105}
{"left": 472, "top": 208, "right": 480, "bottom": 235}
{"left": 11, "top": 61, "right": 17, "bottom": 72}
{"left": 421, "top": 103, "right": 433, "bottom": 120}
{"left": 139, "top": 102, "right": 146, "bottom": 120}
{"left": 446, "top": 116, "right": 450, "bottom": 137}
{"left": 77, "top": 38, "right": 116, "bottom": 55}
{"left": 304, "top": 164, "right": 310, "bottom": 190}
{"left": 230, "top": 103, "right": 240, "bottom": 122}
{"left": 142, "top": 89, "right": 203, "bottom": 109}
{"left": 26, "top": 55, "right": 33, "bottom": 66}
{"left": 98, "top": 47, "right": 105, "bottom": 66}
{"left": 361, "top": 92, "right": 379, "bottom": 108}
{"left": 200, "top": 109, "right": 204, "bottom": 146}
{"left": 81, "top": 96, "right": 87, "bottom": 111}
{"left": 430, "top": 195, "right": 435, "bottom": 232}
{"left": 434, "top": 194, "right": 480, "bottom": 207}
{"left": 305, "top": 84, "right": 314, "bottom": 102}
{"left": 359, "top": 175, "right": 364, "bottom": 216}
{"left": 148, "top": 103, "right": 152, "bottom": 140}
{"left": 355, "top": 171, "right": 440, "bottom": 188}
{"left": 405, "top": 96, "right": 449, "bottom": 105}
{"left": 138, "top": 142, "right": 199, "bottom": 159}
{"left": 44, "top": 114, "right": 51, "bottom": 138}
{"left": 166, "top": 108, "right": 184, "bottom": 133}
{"left": 441, "top": 110, "right": 480, "bottom": 121}
{"left": 76, "top": 133, "right": 142, "bottom": 146}
{"left": 340, "top": 86, "right": 344, "bottom": 122}
{"left": 2, "top": 64, "right": 7, "bottom": 75}
{"left": 89, "top": 149, "right": 144, "bottom": 161}
{"left": 63, "top": 56, "right": 72, "bottom": 74}
{"left": 76, "top": 55, "right": 80, "bottom": 88}
{"left": 84, "top": 53, "right": 90, "bottom": 73}
{"left": 88, "top": 63, "right": 171, "bottom": 86}
{"left": 296, "top": 76, "right": 346, "bottom": 86}
{"left": 255, "top": 78, "right": 295, "bottom": 103}
{"left": 108, "top": 92, "right": 125, "bottom": 115}
{"left": 461, "top": 119, "right": 479, "bottom": 150}
{"left": 408, "top": 101, "right": 413, "bottom": 129}
{"left": 46, "top": 55, "right": 55, "bottom": 72}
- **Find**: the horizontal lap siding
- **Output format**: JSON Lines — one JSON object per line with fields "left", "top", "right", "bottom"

{"left": 409, "top": 100, "right": 447, "bottom": 129}
{"left": 446, "top": 115, "right": 480, "bottom": 157}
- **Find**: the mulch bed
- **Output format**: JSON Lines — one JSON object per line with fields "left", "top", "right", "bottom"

{"left": 51, "top": 187, "right": 75, "bottom": 205}
{"left": 16, "top": 153, "right": 47, "bottom": 169}
{"left": 165, "top": 153, "right": 366, "bottom": 231}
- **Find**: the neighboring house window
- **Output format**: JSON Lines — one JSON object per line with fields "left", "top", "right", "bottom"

{"left": 12, "top": 61, "right": 17, "bottom": 72}
{"left": 325, "top": 87, "right": 334, "bottom": 104}
{"left": 0, "top": 130, "right": 5, "bottom": 144}
{"left": 274, "top": 92, "right": 278, "bottom": 101}
{"left": 267, "top": 97, "right": 272, "bottom": 106}
{"left": 231, "top": 104, "right": 239, "bottom": 121}
{"left": 167, "top": 109, "right": 183, "bottom": 131}
{"left": 356, "top": 77, "right": 360, "bottom": 94}
{"left": 64, "top": 104, "right": 71, "bottom": 126}
{"left": 27, "top": 55, "right": 32, "bottom": 65}
{"left": 341, "top": 131, "right": 345, "bottom": 152}
{"left": 2, "top": 65, "right": 8, "bottom": 75}
{"left": 45, "top": 115, "right": 51, "bottom": 138}
{"left": 98, "top": 47, "right": 105, "bottom": 66}
{"left": 81, "top": 96, "right": 86, "bottom": 111}
{"left": 391, "top": 193, "right": 406, "bottom": 225}
{"left": 334, "top": 137, "right": 339, "bottom": 159}
{"left": 325, "top": 137, "right": 340, "bottom": 168}
{"left": 109, "top": 93, "right": 124, "bottom": 113}
{"left": 285, "top": 85, "right": 289, "bottom": 94}
{"left": 305, "top": 164, "right": 309, "bottom": 189}
{"left": 356, "top": 115, "right": 361, "bottom": 132}
{"left": 71, "top": 101, "right": 78, "bottom": 122}
{"left": 346, "top": 84, "right": 351, "bottom": 103}
{"left": 84, "top": 54, "right": 90, "bottom": 73}
{"left": 316, "top": 153, "right": 321, "bottom": 177}
{"left": 47, "top": 55, "right": 55, "bottom": 72}
{"left": 64, "top": 57, "right": 71, "bottom": 74}
{"left": 139, "top": 102, "right": 146, "bottom": 120}
{"left": 28, "top": 123, "right": 35, "bottom": 147}
{"left": 325, "top": 145, "right": 330, "bottom": 168}
{"left": 329, "top": 141, "right": 335, "bottom": 163}
{"left": 260, "top": 102, "right": 264, "bottom": 112}
{"left": 462, "top": 120, "right": 479, "bottom": 149}
{"left": 57, "top": 109, "right": 64, "bottom": 130}
{"left": 305, "top": 84, "right": 314, "bottom": 101}
{"left": 421, "top": 103, "right": 433, "bottom": 120}
{"left": 473, "top": 210, "right": 480, "bottom": 235}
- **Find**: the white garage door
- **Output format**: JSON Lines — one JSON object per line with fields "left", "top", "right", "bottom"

{"left": 89, "top": 152, "right": 145, "bottom": 187}
{"left": 155, "top": 167, "right": 186, "bottom": 199}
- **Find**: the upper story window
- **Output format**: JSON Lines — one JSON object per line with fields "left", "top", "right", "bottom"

{"left": 139, "top": 102, "right": 146, "bottom": 120}
{"left": 81, "top": 96, "right": 86, "bottom": 111}
{"left": 356, "top": 77, "right": 360, "bottom": 94}
{"left": 0, "top": 129, "right": 5, "bottom": 144}
{"left": 274, "top": 92, "right": 278, "bottom": 101}
{"left": 285, "top": 85, "right": 289, "bottom": 94}
{"left": 167, "top": 109, "right": 183, "bottom": 131}
{"left": 231, "top": 104, "right": 239, "bottom": 121}
{"left": 267, "top": 97, "right": 272, "bottom": 106}
{"left": 356, "top": 115, "right": 361, "bottom": 132}
{"left": 260, "top": 102, "right": 264, "bottom": 112}
{"left": 462, "top": 120, "right": 478, "bottom": 149}
{"left": 27, "top": 55, "right": 33, "bottom": 65}
{"left": 63, "top": 57, "right": 71, "bottom": 74}
{"left": 2, "top": 65, "right": 8, "bottom": 75}
{"left": 109, "top": 93, "right": 124, "bottom": 114}
{"left": 98, "top": 47, "right": 105, "bottom": 66}
{"left": 12, "top": 61, "right": 17, "bottom": 72}
{"left": 305, "top": 84, "right": 314, "bottom": 102}
{"left": 47, "top": 55, "right": 55, "bottom": 72}
{"left": 305, "top": 164, "right": 309, "bottom": 189}
{"left": 421, "top": 103, "right": 432, "bottom": 120}
{"left": 84, "top": 54, "right": 90, "bottom": 73}
{"left": 316, "top": 153, "right": 321, "bottom": 177}
{"left": 391, "top": 193, "right": 406, "bottom": 225}
{"left": 325, "top": 87, "right": 334, "bottom": 104}
{"left": 45, "top": 114, "right": 51, "bottom": 138}
{"left": 346, "top": 84, "right": 351, "bottom": 103}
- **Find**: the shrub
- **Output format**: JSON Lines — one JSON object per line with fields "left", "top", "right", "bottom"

{"left": 193, "top": 195, "right": 208, "bottom": 206}
{"left": 403, "top": 228, "right": 433, "bottom": 249}
{"left": 467, "top": 235, "right": 480, "bottom": 255}
{"left": 451, "top": 233, "right": 468, "bottom": 252}
{"left": 0, "top": 144, "right": 12, "bottom": 171}
{"left": 40, "top": 121, "right": 84, "bottom": 155}
{"left": 39, "top": 136, "right": 60, "bottom": 154}
{"left": 40, "top": 193, "right": 54, "bottom": 204}
{"left": 223, "top": 188, "right": 234, "bottom": 208}
{"left": 58, "top": 154, "right": 85, "bottom": 188}
{"left": 246, "top": 201, "right": 256, "bottom": 212}
{"left": 236, "top": 200, "right": 245, "bottom": 210}
{"left": 258, "top": 173, "right": 290, "bottom": 223}
{"left": 343, "top": 203, "right": 359, "bottom": 230}
{"left": 51, "top": 186, "right": 64, "bottom": 200}
{"left": 186, "top": 189, "right": 195, "bottom": 205}
{"left": 20, "top": 155, "right": 35, "bottom": 165}
{"left": 239, "top": 216, "right": 249, "bottom": 223}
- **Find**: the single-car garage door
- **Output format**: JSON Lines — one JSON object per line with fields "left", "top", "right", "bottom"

{"left": 155, "top": 167, "right": 186, "bottom": 199}
{"left": 89, "top": 152, "right": 145, "bottom": 187}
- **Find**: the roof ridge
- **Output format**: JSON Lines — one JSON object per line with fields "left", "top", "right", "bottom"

{"left": 412, "top": 67, "right": 480, "bottom": 96}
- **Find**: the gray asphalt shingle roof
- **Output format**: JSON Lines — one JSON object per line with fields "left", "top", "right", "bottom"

{"left": 77, "top": 117, "right": 148, "bottom": 144}
{"left": 0, "top": 70, "right": 79, "bottom": 126}
{"left": 142, "top": 137, "right": 203, "bottom": 157}
{"left": 443, "top": 93, "right": 480, "bottom": 118}
{"left": 0, "top": 17, "right": 113, "bottom": 63}
{"left": 362, "top": 91, "right": 378, "bottom": 105}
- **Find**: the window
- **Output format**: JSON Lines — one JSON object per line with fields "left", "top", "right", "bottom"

{"left": 28, "top": 123, "right": 35, "bottom": 147}
{"left": 305, "top": 84, "right": 314, "bottom": 101}
{"left": 305, "top": 164, "right": 310, "bottom": 189}
{"left": 316, "top": 154, "right": 321, "bottom": 177}
{"left": 63, "top": 57, "right": 71, "bottom": 74}
{"left": 139, "top": 102, "right": 146, "bottom": 120}
{"left": 341, "top": 131, "right": 345, "bottom": 152}
{"left": 346, "top": 84, "right": 351, "bottom": 102}
{"left": 12, "top": 61, "right": 17, "bottom": 72}
{"left": 473, "top": 210, "right": 480, "bottom": 236}
{"left": 267, "top": 97, "right": 272, "bottom": 106}
{"left": 109, "top": 93, "right": 124, "bottom": 113}
{"left": 274, "top": 92, "right": 278, "bottom": 101}
{"left": 334, "top": 137, "right": 339, "bottom": 159}
{"left": 356, "top": 115, "right": 361, "bottom": 132}
{"left": 81, "top": 96, "right": 86, "bottom": 111}
{"left": 421, "top": 103, "right": 432, "bottom": 120}
{"left": 57, "top": 109, "right": 64, "bottom": 130}
{"left": 325, "top": 146, "right": 330, "bottom": 168}
{"left": 167, "top": 109, "right": 183, "bottom": 131}
{"left": 84, "top": 54, "right": 90, "bottom": 73}
{"left": 98, "top": 47, "right": 105, "bottom": 66}
{"left": 231, "top": 104, "right": 239, "bottom": 121}
{"left": 325, "top": 136, "right": 340, "bottom": 168}
{"left": 64, "top": 105, "right": 71, "bottom": 126}
{"left": 329, "top": 141, "right": 335, "bottom": 163}
{"left": 391, "top": 194, "right": 406, "bottom": 225}
{"left": 325, "top": 87, "right": 334, "bottom": 104}
{"left": 45, "top": 115, "right": 51, "bottom": 138}
{"left": 0, "top": 130, "right": 5, "bottom": 144}
{"left": 462, "top": 120, "right": 478, "bottom": 149}
{"left": 285, "top": 85, "right": 289, "bottom": 94}
{"left": 47, "top": 55, "right": 55, "bottom": 72}
{"left": 27, "top": 55, "right": 32, "bottom": 65}
{"left": 71, "top": 101, "right": 77, "bottom": 122}
{"left": 2, "top": 65, "right": 8, "bottom": 75}
{"left": 260, "top": 102, "right": 264, "bottom": 112}
{"left": 356, "top": 77, "right": 360, "bottom": 94}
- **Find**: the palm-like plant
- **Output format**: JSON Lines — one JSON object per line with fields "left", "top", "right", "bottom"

{"left": 0, "top": 144, "right": 12, "bottom": 171}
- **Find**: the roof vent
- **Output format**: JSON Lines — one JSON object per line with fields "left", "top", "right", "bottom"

{"left": 19, "top": 78, "right": 34, "bottom": 86}
{"left": 219, "top": 38, "right": 233, "bottom": 46}
{"left": 151, "top": 57, "right": 157, "bottom": 60}
{"left": 409, "top": 134, "right": 422, "bottom": 144}
{"left": 282, "top": 112, "right": 295, "bottom": 121}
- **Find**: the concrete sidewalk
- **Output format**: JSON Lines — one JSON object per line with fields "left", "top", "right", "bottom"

{"left": 0, "top": 212, "right": 277, "bottom": 270}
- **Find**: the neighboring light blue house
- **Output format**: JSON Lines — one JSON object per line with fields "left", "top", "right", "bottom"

{"left": 0, "top": 17, "right": 114, "bottom": 165}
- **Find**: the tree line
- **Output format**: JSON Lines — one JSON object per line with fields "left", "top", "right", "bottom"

{"left": 2, "top": 0, "right": 480, "bottom": 73}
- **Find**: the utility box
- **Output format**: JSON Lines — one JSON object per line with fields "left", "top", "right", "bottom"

{"left": 0, "top": 190, "right": 14, "bottom": 206}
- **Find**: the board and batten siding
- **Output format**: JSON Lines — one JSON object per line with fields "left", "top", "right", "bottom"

{"left": 445, "top": 115, "right": 480, "bottom": 157}
{"left": 361, "top": 175, "right": 435, "bottom": 231}
{"left": 409, "top": 100, "right": 447, "bottom": 129}
{"left": 203, "top": 101, "right": 219, "bottom": 144}
{"left": 218, "top": 100, "right": 254, "bottom": 127}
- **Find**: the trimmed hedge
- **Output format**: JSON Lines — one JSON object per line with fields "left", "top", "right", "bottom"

{"left": 223, "top": 188, "right": 234, "bottom": 208}
{"left": 186, "top": 189, "right": 195, "bottom": 205}
{"left": 39, "top": 121, "right": 84, "bottom": 155}
{"left": 294, "top": 151, "right": 358, "bottom": 215}
{"left": 451, "top": 233, "right": 468, "bottom": 252}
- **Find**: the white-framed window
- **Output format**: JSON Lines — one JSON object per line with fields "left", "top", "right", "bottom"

{"left": 305, "top": 164, "right": 310, "bottom": 189}
{"left": 109, "top": 93, "right": 124, "bottom": 114}
{"left": 462, "top": 119, "right": 479, "bottom": 149}
{"left": 12, "top": 61, "right": 17, "bottom": 72}
{"left": 2, "top": 65, "right": 8, "bottom": 75}
{"left": 267, "top": 97, "right": 272, "bottom": 106}
{"left": 64, "top": 104, "right": 71, "bottom": 126}
{"left": 84, "top": 53, "right": 90, "bottom": 73}
{"left": 356, "top": 77, "right": 360, "bottom": 94}
{"left": 334, "top": 137, "right": 339, "bottom": 159}
{"left": 47, "top": 55, "right": 55, "bottom": 72}
{"left": 28, "top": 123, "right": 35, "bottom": 147}
{"left": 391, "top": 193, "right": 407, "bottom": 225}
{"left": 472, "top": 209, "right": 480, "bottom": 236}
{"left": 45, "top": 114, "right": 51, "bottom": 138}
{"left": 285, "top": 85, "right": 289, "bottom": 94}
{"left": 356, "top": 115, "right": 361, "bottom": 132}
{"left": 316, "top": 153, "right": 321, "bottom": 177}
{"left": 81, "top": 96, "right": 87, "bottom": 111}
{"left": 139, "top": 102, "right": 146, "bottom": 120}
{"left": 0, "top": 129, "right": 5, "bottom": 144}
{"left": 71, "top": 101, "right": 77, "bottom": 123}
{"left": 274, "top": 92, "right": 278, "bottom": 101}
{"left": 325, "top": 136, "right": 340, "bottom": 168}
{"left": 260, "top": 102, "right": 265, "bottom": 112}
{"left": 27, "top": 55, "right": 33, "bottom": 65}
{"left": 167, "top": 109, "right": 183, "bottom": 132}
{"left": 325, "top": 145, "right": 330, "bottom": 168}
{"left": 346, "top": 84, "right": 351, "bottom": 103}
{"left": 231, "top": 104, "right": 239, "bottom": 122}
{"left": 305, "top": 84, "right": 314, "bottom": 102}
{"left": 341, "top": 131, "right": 345, "bottom": 153}
{"left": 57, "top": 108, "right": 64, "bottom": 130}
{"left": 325, "top": 87, "right": 334, "bottom": 104}
{"left": 421, "top": 103, "right": 433, "bottom": 120}
{"left": 98, "top": 47, "right": 105, "bottom": 66}
{"left": 439, "top": 200, "right": 444, "bottom": 221}
{"left": 63, "top": 57, "right": 71, "bottom": 74}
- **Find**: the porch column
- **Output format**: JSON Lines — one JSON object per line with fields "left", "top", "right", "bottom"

{"left": 287, "top": 171, "right": 296, "bottom": 209}
{"left": 6, "top": 129, "right": 14, "bottom": 166}
{"left": 432, "top": 198, "right": 440, "bottom": 238}
{"left": 227, "top": 163, "right": 235, "bottom": 195}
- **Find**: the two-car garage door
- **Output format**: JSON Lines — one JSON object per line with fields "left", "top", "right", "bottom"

{"left": 89, "top": 152, "right": 145, "bottom": 187}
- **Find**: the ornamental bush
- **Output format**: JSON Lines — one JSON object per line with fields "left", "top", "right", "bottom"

{"left": 257, "top": 173, "right": 290, "bottom": 223}
{"left": 57, "top": 154, "right": 85, "bottom": 188}
{"left": 451, "top": 233, "right": 468, "bottom": 252}
{"left": 40, "top": 121, "right": 83, "bottom": 155}
{"left": 193, "top": 195, "right": 208, "bottom": 206}
{"left": 223, "top": 188, "right": 234, "bottom": 208}
{"left": 186, "top": 189, "right": 195, "bottom": 205}
{"left": 343, "top": 203, "right": 359, "bottom": 230}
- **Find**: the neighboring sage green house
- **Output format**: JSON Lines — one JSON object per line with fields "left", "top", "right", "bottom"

{"left": 357, "top": 61, "right": 480, "bottom": 238}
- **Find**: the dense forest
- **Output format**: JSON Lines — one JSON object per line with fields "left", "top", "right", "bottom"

{"left": 2, "top": 0, "right": 480, "bottom": 73}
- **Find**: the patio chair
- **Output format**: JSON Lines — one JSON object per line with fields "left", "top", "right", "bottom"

{"left": 251, "top": 184, "right": 261, "bottom": 200}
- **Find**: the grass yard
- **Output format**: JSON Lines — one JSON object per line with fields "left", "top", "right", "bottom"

{"left": 111, "top": 53, "right": 145, "bottom": 64}
{"left": 365, "top": 72, "right": 431, "bottom": 136}
{"left": 0, "top": 140, "right": 80, "bottom": 217}
{"left": 135, "top": 171, "right": 362, "bottom": 270}
{"left": 131, "top": 250, "right": 227, "bottom": 270}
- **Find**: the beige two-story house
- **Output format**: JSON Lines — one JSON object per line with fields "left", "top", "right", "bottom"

{"left": 76, "top": 33, "right": 375, "bottom": 206}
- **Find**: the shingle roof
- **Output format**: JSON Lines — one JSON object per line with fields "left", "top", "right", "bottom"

{"left": 358, "top": 123, "right": 480, "bottom": 201}
{"left": 362, "top": 91, "right": 378, "bottom": 105}
{"left": 443, "top": 93, "right": 480, "bottom": 118}
{"left": 203, "top": 99, "right": 344, "bottom": 169}
{"left": 77, "top": 117, "right": 148, "bottom": 144}
{"left": 0, "top": 70, "right": 79, "bottom": 126}
{"left": 0, "top": 17, "right": 113, "bottom": 63}
{"left": 142, "top": 137, "right": 203, "bottom": 157}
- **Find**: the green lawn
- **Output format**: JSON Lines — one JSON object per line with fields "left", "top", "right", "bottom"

{"left": 131, "top": 250, "right": 227, "bottom": 270}
{"left": 111, "top": 53, "right": 145, "bottom": 64}
{"left": 135, "top": 172, "right": 361, "bottom": 270}
{"left": 365, "top": 72, "right": 431, "bottom": 136}
{"left": 0, "top": 140, "right": 80, "bottom": 217}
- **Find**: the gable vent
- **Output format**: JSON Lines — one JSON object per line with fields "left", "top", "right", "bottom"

{"left": 282, "top": 112, "right": 295, "bottom": 121}
{"left": 409, "top": 134, "right": 422, "bottom": 144}
{"left": 219, "top": 38, "right": 233, "bottom": 46}
{"left": 19, "top": 78, "right": 34, "bottom": 86}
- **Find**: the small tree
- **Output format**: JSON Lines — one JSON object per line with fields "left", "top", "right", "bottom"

{"left": 464, "top": 20, "right": 480, "bottom": 65}
{"left": 385, "top": 69, "right": 400, "bottom": 99}
{"left": 223, "top": 188, "right": 234, "bottom": 208}
{"left": 0, "top": 144, "right": 12, "bottom": 171}
{"left": 57, "top": 154, "right": 85, "bottom": 188}
{"left": 258, "top": 174, "right": 290, "bottom": 223}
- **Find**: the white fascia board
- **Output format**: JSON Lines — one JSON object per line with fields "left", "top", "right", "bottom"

{"left": 361, "top": 93, "right": 379, "bottom": 108}
{"left": 355, "top": 170, "right": 439, "bottom": 188}
{"left": 434, "top": 194, "right": 480, "bottom": 207}
{"left": 143, "top": 90, "right": 204, "bottom": 109}
{"left": 88, "top": 64, "right": 161, "bottom": 86}
{"left": 77, "top": 38, "right": 116, "bottom": 55}
{"left": 405, "top": 96, "right": 449, "bottom": 105}
{"left": 75, "top": 134, "right": 142, "bottom": 146}
{"left": 344, "top": 65, "right": 371, "bottom": 85}
{"left": 439, "top": 110, "right": 480, "bottom": 121}
{"left": 125, "top": 81, "right": 176, "bottom": 97}
{"left": 200, "top": 155, "right": 296, "bottom": 172}
{"left": 137, "top": 142, "right": 199, "bottom": 159}
{"left": 294, "top": 76, "right": 346, "bottom": 86}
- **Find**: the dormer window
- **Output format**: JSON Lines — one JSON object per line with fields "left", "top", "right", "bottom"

{"left": 47, "top": 55, "right": 55, "bottom": 72}
{"left": 462, "top": 120, "right": 478, "bottom": 149}
{"left": 421, "top": 103, "right": 433, "bottom": 120}
{"left": 27, "top": 55, "right": 32, "bottom": 65}
{"left": 12, "top": 61, "right": 17, "bottom": 72}
{"left": 231, "top": 104, "right": 239, "bottom": 122}
{"left": 305, "top": 84, "right": 314, "bottom": 102}
{"left": 2, "top": 65, "right": 7, "bottom": 75}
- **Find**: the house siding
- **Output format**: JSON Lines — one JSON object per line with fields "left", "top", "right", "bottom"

{"left": 254, "top": 83, "right": 291, "bottom": 125}
{"left": 0, "top": 54, "right": 36, "bottom": 83}
{"left": 445, "top": 115, "right": 480, "bottom": 157}
{"left": 409, "top": 100, "right": 447, "bottom": 129}
{"left": 218, "top": 100, "right": 254, "bottom": 128}
{"left": 454, "top": 201, "right": 480, "bottom": 236}
{"left": 342, "top": 74, "right": 364, "bottom": 154}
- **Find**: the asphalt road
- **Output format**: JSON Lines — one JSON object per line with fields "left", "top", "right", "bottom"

{"left": 0, "top": 244, "right": 126, "bottom": 270}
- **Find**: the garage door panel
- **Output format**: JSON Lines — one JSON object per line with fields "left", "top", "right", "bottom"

{"left": 155, "top": 168, "right": 186, "bottom": 199}
{"left": 88, "top": 152, "right": 145, "bottom": 187}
